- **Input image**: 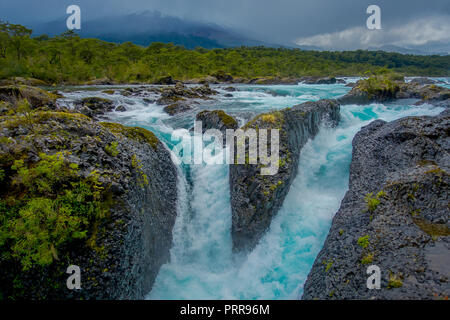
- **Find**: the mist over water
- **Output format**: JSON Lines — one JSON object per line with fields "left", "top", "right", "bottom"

{"left": 59, "top": 82, "right": 445, "bottom": 300}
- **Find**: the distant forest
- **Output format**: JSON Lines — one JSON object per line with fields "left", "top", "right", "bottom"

{"left": 1, "top": 22, "right": 449, "bottom": 84}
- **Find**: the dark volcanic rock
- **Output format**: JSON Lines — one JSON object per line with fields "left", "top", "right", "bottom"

{"left": 0, "top": 85, "right": 59, "bottom": 111}
{"left": 156, "top": 83, "right": 218, "bottom": 106}
{"left": 74, "top": 97, "right": 115, "bottom": 119}
{"left": 302, "top": 110, "right": 450, "bottom": 300}
{"left": 338, "top": 78, "right": 450, "bottom": 105}
{"left": 230, "top": 99, "right": 340, "bottom": 252}
{"left": 154, "top": 75, "right": 176, "bottom": 85}
{"left": 224, "top": 86, "right": 237, "bottom": 92}
{"left": 213, "top": 71, "right": 233, "bottom": 82}
{"left": 196, "top": 109, "right": 238, "bottom": 133}
{"left": 163, "top": 102, "right": 192, "bottom": 115}
{"left": 302, "top": 77, "right": 337, "bottom": 84}
{"left": 409, "top": 77, "right": 436, "bottom": 86}
{"left": 115, "top": 105, "right": 127, "bottom": 112}
{"left": 195, "top": 109, "right": 238, "bottom": 144}
{"left": 0, "top": 89, "right": 178, "bottom": 299}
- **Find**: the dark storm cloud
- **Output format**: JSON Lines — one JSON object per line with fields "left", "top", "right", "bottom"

{"left": 1, "top": 0, "right": 449, "bottom": 47}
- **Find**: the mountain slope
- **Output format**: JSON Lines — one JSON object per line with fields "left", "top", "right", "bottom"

{"left": 31, "top": 11, "right": 272, "bottom": 49}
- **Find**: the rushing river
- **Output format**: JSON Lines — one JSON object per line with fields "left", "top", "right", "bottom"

{"left": 58, "top": 78, "right": 448, "bottom": 299}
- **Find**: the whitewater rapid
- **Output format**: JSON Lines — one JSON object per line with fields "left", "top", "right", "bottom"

{"left": 58, "top": 81, "right": 447, "bottom": 299}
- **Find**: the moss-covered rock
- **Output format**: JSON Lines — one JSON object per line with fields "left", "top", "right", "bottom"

{"left": 0, "top": 77, "right": 49, "bottom": 87}
{"left": 303, "top": 110, "right": 450, "bottom": 299}
{"left": 196, "top": 109, "right": 238, "bottom": 132}
{"left": 0, "top": 85, "right": 59, "bottom": 111}
{"left": 230, "top": 99, "right": 340, "bottom": 252}
{"left": 0, "top": 97, "right": 177, "bottom": 299}
{"left": 154, "top": 75, "right": 176, "bottom": 85}
{"left": 99, "top": 122, "right": 159, "bottom": 149}
{"left": 338, "top": 75, "right": 450, "bottom": 106}
{"left": 163, "top": 102, "right": 192, "bottom": 116}
{"left": 73, "top": 97, "right": 115, "bottom": 119}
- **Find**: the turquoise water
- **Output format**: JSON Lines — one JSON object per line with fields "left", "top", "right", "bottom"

{"left": 59, "top": 82, "right": 445, "bottom": 300}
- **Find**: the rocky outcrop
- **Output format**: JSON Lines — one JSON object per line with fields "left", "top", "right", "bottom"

{"left": 194, "top": 110, "right": 238, "bottom": 145}
{"left": 163, "top": 102, "right": 192, "bottom": 115}
{"left": 230, "top": 99, "right": 340, "bottom": 252}
{"left": 338, "top": 77, "right": 450, "bottom": 106}
{"left": 0, "top": 77, "right": 48, "bottom": 87}
{"left": 224, "top": 86, "right": 237, "bottom": 92}
{"left": 84, "top": 78, "right": 114, "bottom": 85}
{"left": 302, "top": 110, "right": 450, "bottom": 300}
{"left": 301, "top": 76, "right": 344, "bottom": 84}
{"left": 0, "top": 88, "right": 178, "bottom": 299}
{"left": 0, "top": 85, "right": 59, "bottom": 111}
{"left": 212, "top": 71, "right": 233, "bottom": 82}
{"left": 196, "top": 110, "right": 238, "bottom": 133}
{"left": 409, "top": 77, "right": 437, "bottom": 85}
{"left": 248, "top": 77, "right": 302, "bottom": 85}
{"left": 74, "top": 97, "right": 115, "bottom": 119}
{"left": 154, "top": 75, "right": 177, "bottom": 85}
{"left": 156, "top": 82, "right": 218, "bottom": 106}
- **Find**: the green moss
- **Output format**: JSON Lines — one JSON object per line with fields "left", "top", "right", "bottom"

{"left": 212, "top": 110, "right": 237, "bottom": 127}
{"left": 376, "top": 190, "right": 387, "bottom": 199}
{"left": 424, "top": 166, "right": 446, "bottom": 175}
{"left": 0, "top": 85, "right": 58, "bottom": 108}
{"left": 245, "top": 110, "right": 284, "bottom": 130}
{"left": 388, "top": 273, "right": 403, "bottom": 289}
{"left": 0, "top": 111, "right": 91, "bottom": 131}
{"left": 361, "top": 253, "right": 374, "bottom": 265}
{"left": 99, "top": 122, "right": 159, "bottom": 149}
{"left": 412, "top": 218, "right": 450, "bottom": 237}
{"left": 357, "top": 235, "right": 370, "bottom": 249}
{"left": 417, "top": 159, "right": 437, "bottom": 167}
{"left": 323, "top": 259, "right": 334, "bottom": 272}
{"left": 104, "top": 141, "right": 119, "bottom": 157}
{"left": 131, "top": 154, "right": 149, "bottom": 188}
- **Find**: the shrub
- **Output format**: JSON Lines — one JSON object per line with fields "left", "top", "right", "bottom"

{"left": 364, "top": 192, "right": 381, "bottom": 213}
{"left": 0, "top": 152, "right": 109, "bottom": 270}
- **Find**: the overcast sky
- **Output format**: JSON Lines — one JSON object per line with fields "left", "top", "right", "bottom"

{"left": 1, "top": 0, "right": 449, "bottom": 50}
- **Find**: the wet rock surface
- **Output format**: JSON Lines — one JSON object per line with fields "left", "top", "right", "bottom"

{"left": 338, "top": 78, "right": 450, "bottom": 106}
{"left": 195, "top": 109, "right": 238, "bottom": 133}
{"left": 302, "top": 110, "right": 450, "bottom": 300}
{"left": 156, "top": 83, "right": 218, "bottom": 111}
{"left": 163, "top": 102, "right": 193, "bottom": 115}
{"left": 194, "top": 110, "right": 239, "bottom": 145}
{"left": 73, "top": 97, "right": 115, "bottom": 119}
{"left": 301, "top": 76, "right": 344, "bottom": 84}
{"left": 0, "top": 87, "right": 178, "bottom": 299}
{"left": 230, "top": 99, "right": 340, "bottom": 252}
